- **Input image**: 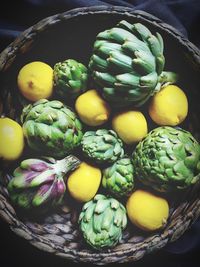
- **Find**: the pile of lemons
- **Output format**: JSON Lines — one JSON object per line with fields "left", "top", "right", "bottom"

{"left": 0, "top": 60, "right": 188, "bottom": 232}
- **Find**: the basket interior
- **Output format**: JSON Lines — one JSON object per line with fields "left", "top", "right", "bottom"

{"left": 2, "top": 11, "right": 200, "bottom": 131}
{"left": 0, "top": 8, "right": 200, "bottom": 264}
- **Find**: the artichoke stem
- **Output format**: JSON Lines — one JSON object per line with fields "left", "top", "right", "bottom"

{"left": 159, "top": 71, "right": 178, "bottom": 86}
{"left": 54, "top": 155, "right": 81, "bottom": 179}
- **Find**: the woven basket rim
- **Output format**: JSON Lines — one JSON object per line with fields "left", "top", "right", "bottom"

{"left": 0, "top": 5, "right": 200, "bottom": 71}
{"left": 0, "top": 5, "right": 200, "bottom": 265}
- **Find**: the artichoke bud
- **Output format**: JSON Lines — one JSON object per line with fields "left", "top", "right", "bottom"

{"left": 132, "top": 126, "right": 200, "bottom": 192}
{"left": 8, "top": 155, "right": 81, "bottom": 209}
{"left": 102, "top": 158, "right": 135, "bottom": 197}
{"left": 21, "top": 99, "right": 83, "bottom": 158}
{"left": 53, "top": 59, "right": 88, "bottom": 99}
{"left": 81, "top": 129, "right": 124, "bottom": 164}
{"left": 89, "top": 20, "right": 178, "bottom": 107}
{"left": 79, "top": 194, "right": 127, "bottom": 250}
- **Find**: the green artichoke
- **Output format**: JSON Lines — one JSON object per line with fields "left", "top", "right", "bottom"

{"left": 81, "top": 129, "right": 124, "bottom": 164}
{"left": 53, "top": 59, "right": 88, "bottom": 99}
{"left": 8, "top": 155, "right": 80, "bottom": 209}
{"left": 79, "top": 194, "right": 127, "bottom": 250}
{"left": 132, "top": 126, "right": 200, "bottom": 192}
{"left": 21, "top": 99, "right": 83, "bottom": 158}
{"left": 102, "top": 158, "right": 134, "bottom": 197}
{"left": 89, "top": 20, "right": 177, "bottom": 107}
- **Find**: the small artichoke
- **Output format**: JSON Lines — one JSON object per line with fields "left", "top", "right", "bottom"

{"left": 102, "top": 158, "right": 134, "bottom": 197}
{"left": 8, "top": 155, "right": 80, "bottom": 209}
{"left": 89, "top": 20, "right": 177, "bottom": 107}
{"left": 81, "top": 129, "right": 124, "bottom": 164}
{"left": 132, "top": 126, "right": 200, "bottom": 192}
{"left": 21, "top": 99, "right": 83, "bottom": 158}
{"left": 79, "top": 194, "right": 127, "bottom": 250}
{"left": 53, "top": 59, "right": 88, "bottom": 99}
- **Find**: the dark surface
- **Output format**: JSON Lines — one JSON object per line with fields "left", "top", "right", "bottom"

{"left": 1, "top": 0, "right": 200, "bottom": 52}
{"left": 0, "top": 1, "right": 200, "bottom": 266}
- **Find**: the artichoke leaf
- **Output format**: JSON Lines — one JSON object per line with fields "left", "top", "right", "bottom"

{"left": 9, "top": 171, "right": 39, "bottom": 189}
{"left": 17, "top": 191, "right": 33, "bottom": 209}
{"left": 94, "top": 199, "right": 110, "bottom": 214}
{"left": 110, "top": 198, "right": 120, "bottom": 210}
{"left": 98, "top": 28, "right": 139, "bottom": 44}
{"left": 116, "top": 73, "right": 140, "bottom": 86}
{"left": 122, "top": 40, "right": 150, "bottom": 55}
{"left": 95, "top": 42, "right": 122, "bottom": 58}
{"left": 140, "top": 72, "right": 158, "bottom": 88}
{"left": 133, "top": 57, "right": 155, "bottom": 74}
{"left": 113, "top": 143, "right": 124, "bottom": 156}
{"left": 21, "top": 159, "right": 50, "bottom": 172}
{"left": 113, "top": 207, "right": 125, "bottom": 227}
{"left": 68, "top": 80, "right": 82, "bottom": 90}
{"left": 147, "top": 34, "right": 163, "bottom": 58}
{"left": 100, "top": 207, "right": 114, "bottom": 231}
{"left": 156, "top": 55, "right": 165, "bottom": 75}
{"left": 94, "top": 71, "right": 116, "bottom": 86}
{"left": 32, "top": 182, "right": 56, "bottom": 207}
{"left": 84, "top": 203, "right": 96, "bottom": 222}
{"left": 132, "top": 23, "right": 152, "bottom": 41}
{"left": 91, "top": 54, "right": 108, "bottom": 68}
{"left": 30, "top": 170, "right": 55, "bottom": 187}
{"left": 156, "top": 32, "right": 164, "bottom": 53}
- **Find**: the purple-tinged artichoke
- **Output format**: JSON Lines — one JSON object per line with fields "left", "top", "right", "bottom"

{"left": 8, "top": 155, "right": 80, "bottom": 209}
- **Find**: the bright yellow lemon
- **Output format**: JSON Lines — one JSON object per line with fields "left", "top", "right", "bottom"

{"left": 112, "top": 110, "right": 148, "bottom": 144}
{"left": 67, "top": 162, "right": 101, "bottom": 202}
{"left": 75, "top": 89, "right": 110, "bottom": 126}
{"left": 0, "top": 117, "right": 24, "bottom": 161}
{"left": 149, "top": 84, "right": 188, "bottom": 126}
{"left": 17, "top": 61, "right": 53, "bottom": 102}
{"left": 126, "top": 190, "right": 169, "bottom": 231}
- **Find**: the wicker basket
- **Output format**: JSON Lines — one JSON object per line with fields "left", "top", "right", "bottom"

{"left": 0, "top": 6, "right": 200, "bottom": 265}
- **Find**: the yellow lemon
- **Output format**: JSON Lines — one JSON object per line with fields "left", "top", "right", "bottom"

{"left": 126, "top": 190, "right": 169, "bottom": 231}
{"left": 67, "top": 162, "right": 101, "bottom": 202}
{"left": 17, "top": 61, "right": 53, "bottom": 101}
{"left": 149, "top": 85, "right": 188, "bottom": 126}
{"left": 112, "top": 110, "right": 148, "bottom": 144}
{"left": 75, "top": 89, "right": 110, "bottom": 126}
{"left": 0, "top": 117, "right": 24, "bottom": 161}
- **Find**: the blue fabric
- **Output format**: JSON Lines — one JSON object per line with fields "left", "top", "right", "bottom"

{"left": 0, "top": 0, "right": 200, "bottom": 263}
{"left": 0, "top": 0, "right": 200, "bottom": 51}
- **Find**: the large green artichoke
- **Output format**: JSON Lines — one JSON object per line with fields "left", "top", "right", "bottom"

{"left": 81, "top": 129, "right": 124, "bottom": 164}
{"left": 79, "top": 194, "right": 127, "bottom": 250}
{"left": 21, "top": 99, "right": 83, "bottom": 158}
{"left": 132, "top": 126, "right": 200, "bottom": 192}
{"left": 102, "top": 157, "right": 134, "bottom": 197}
{"left": 8, "top": 155, "right": 80, "bottom": 209}
{"left": 89, "top": 20, "right": 177, "bottom": 107}
{"left": 53, "top": 59, "right": 88, "bottom": 99}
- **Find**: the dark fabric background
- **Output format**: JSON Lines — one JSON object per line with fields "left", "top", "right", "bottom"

{"left": 0, "top": 1, "right": 200, "bottom": 266}
{"left": 1, "top": 0, "right": 200, "bottom": 52}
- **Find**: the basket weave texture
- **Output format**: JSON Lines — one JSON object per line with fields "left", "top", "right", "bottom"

{"left": 0, "top": 6, "right": 200, "bottom": 265}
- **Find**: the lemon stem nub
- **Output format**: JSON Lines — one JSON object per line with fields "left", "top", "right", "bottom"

{"left": 96, "top": 114, "right": 108, "bottom": 122}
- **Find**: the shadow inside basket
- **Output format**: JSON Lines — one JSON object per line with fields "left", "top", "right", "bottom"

{"left": 0, "top": 9, "right": 200, "bottom": 259}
